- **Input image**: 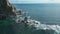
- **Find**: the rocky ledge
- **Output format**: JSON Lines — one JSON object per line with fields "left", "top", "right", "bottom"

{"left": 0, "top": 0, "right": 16, "bottom": 19}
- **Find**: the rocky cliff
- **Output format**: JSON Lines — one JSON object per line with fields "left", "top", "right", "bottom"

{"left": 0, "top": 0, "right": 16, "bottom": 16}
{"left": 0, "top": 0, "right": 16, "bottom": 34}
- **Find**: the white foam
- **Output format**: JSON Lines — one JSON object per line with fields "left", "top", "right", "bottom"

{"left": 28, "top": 20, "right": 60, "bottom": 34}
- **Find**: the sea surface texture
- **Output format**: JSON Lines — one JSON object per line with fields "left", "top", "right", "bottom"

{"left": 13, "top": 4, "right": 60, "bottom": 34}
{"left": 14, "top": 4, "right": 60, "bottom": 25}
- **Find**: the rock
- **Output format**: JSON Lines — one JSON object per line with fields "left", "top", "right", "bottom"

{"left": 0, "top": 0, "right": 17, "bottom": 19}
{"left": 0, "top": 0, "right": 16, "bottom": 16}
{"left": 0, "top": 0, "right": 17, "bottom": 34}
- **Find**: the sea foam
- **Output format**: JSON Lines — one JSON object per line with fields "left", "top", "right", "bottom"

{"left": 27, "top": 20, "right": 60, "bottom": 34}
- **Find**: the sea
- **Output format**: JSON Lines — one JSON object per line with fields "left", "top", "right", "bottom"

{"left": 13, "top": 4, "right": 60, "bottom": 25}
{"left": 12, "top": 4, "right": 60, "bottom": 34}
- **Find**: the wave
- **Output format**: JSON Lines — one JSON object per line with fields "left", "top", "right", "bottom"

{"left": 27, "top": 19, "right": 60, "bottom": 34}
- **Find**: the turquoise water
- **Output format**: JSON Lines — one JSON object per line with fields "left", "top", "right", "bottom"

{"left": 13, "top": 4, "right": 60, "bottom": 25}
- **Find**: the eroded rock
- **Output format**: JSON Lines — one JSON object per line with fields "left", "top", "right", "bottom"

{"left": 0, "top": 0, "right": 16, "bottom": 16}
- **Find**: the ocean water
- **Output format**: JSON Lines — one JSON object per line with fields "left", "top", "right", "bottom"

{"left": 12, "top": 4, "right": 60, "bottom": 34}
{"left": 13, "top": 4, "right": 60, "bottom": 25}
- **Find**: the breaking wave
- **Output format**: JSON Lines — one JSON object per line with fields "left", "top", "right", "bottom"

{"left": 28, "top": 20, "right": 60, "bottom": 34}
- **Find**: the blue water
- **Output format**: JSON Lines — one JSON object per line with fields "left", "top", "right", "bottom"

{"left": 13, "top": 4, "right": 60, "bottom": 25}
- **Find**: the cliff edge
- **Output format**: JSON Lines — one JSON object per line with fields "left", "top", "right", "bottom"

{"left": 0, "top": 0, "right": 16, "bottom": 19}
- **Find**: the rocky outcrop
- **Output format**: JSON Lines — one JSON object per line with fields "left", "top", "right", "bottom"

{"left": 0, "top": 0, "right": 16, "bottom": 16}
{"left": 0, "top": 0, "right": 17, "bottom": 34}
{"left": 0, "top": 0, "right": 17, "bottom": 20}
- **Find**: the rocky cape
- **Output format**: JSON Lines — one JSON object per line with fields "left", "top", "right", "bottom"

{"left": 0, "top": 0, "right": 16, "bottom": 19}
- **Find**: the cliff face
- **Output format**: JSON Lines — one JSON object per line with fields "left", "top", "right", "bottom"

{"left": 0, "top": 0, "right": 16, "bottom": 34}
{"left": 0, "top": 0, "right": 16, "bottom": 15}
